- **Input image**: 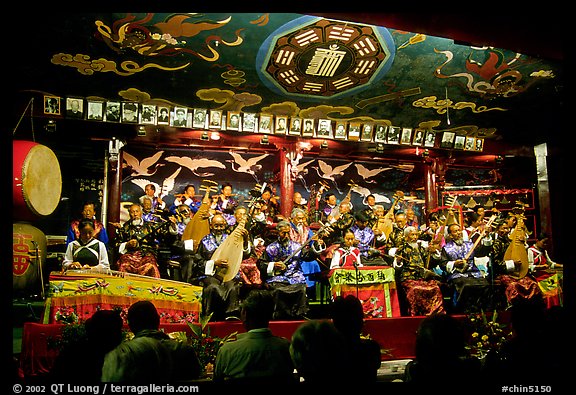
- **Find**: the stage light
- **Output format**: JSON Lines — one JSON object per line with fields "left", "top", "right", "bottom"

{"left": 260, "top": 135, "right": 269, "bottom": 145}
{"left": 376, "top": 143, "right": 384, "bottom": 153}
{"left": 137, "top": 126, "right": 146, "bottom": 137}
{"left": 320, "top": 140, "right": 328, "bottom": 149}
{"left": 201, "top": 131, "right": 209, "bottom": 141}
{"left": 44, "top": 119, "right": 56, "bottom": 133}
{"left": 210, "top": 132, "right": 221, "bottom": 140}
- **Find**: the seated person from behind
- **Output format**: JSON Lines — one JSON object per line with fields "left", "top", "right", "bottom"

{"left": 214, "top": 289, "right": 295, "bottom": 383}
{"left": 62, "top": 218, "right": 110, "bottom": 271}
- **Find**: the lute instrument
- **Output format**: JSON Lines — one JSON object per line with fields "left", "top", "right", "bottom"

{"left": 457, "top": 214, "right": 498, "bottom": 272}
{"left": 182, "top": 180, "right": 218, "bottom": 252}
{"left": 380, "top": 190, "right": 405, "bottom": 240}
{"left": 504, "top": 207, "right": 529, "bottom": 278}
{"left": 424, "top": 195, "right": 458, "bottom": 269}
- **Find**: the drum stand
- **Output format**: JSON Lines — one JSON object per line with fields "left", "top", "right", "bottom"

{"left": 31, "top": 241, "right": 45, "bottom": 299}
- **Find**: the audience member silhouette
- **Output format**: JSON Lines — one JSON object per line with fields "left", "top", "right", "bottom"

{"left": 290, "top": 319, "right": 348, "bottom": 385}
{"left": 214, "top": 289, "right": 296, "bottom": 384}
{"left": 331, "top": 295, "right": 381, "bottom": 382}
{"left": 51, "top": 309, "right": 123, "bottom": 382}
{"left": 404, "top": 313, "right": 481, "bottom": 386}
{"left": 123, "top": 300, "right": 201, "bottom": 381}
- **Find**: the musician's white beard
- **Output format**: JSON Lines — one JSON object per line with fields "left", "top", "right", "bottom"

{"left": 131, "top": 219, "right": 143, "bottom": 226}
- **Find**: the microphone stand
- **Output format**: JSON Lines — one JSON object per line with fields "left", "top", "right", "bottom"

{"left": 31, "top": 241, "right": 45, "bottom": 299}
{"left": 354, "top": 260, "right": 360, "bottom": 299}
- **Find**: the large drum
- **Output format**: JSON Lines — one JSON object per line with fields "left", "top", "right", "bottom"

{"left": 13, "top": 140, "right": 62, "bottom": 221}
{"left": 13, "top": 222, "right": 48, "bottom": 297}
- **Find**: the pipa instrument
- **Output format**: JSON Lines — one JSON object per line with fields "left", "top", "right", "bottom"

{"left": 182, "top": 180, "right": 218, "bottom": 252}
{"left": 380, "top": 191, "right": 405, "bottom": 240}
{"left": 504, "top": 210, "right": 529, "bottom": 278}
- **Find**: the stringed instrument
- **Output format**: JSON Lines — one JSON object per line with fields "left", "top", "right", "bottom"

{"left": 329, "top": 180, "right": 357, "bottom": 222}
{"left": 308, "top": 180, "right": 330, "bottom": 224}
{"left": 504, "top": 209, "right": 529, "bottom": 278}
{"left": 380, "top": 190, "right": 405, "bottom": 240}
{"left": 457, "top": 214, "right": 498, "bottom": 272}
{"left": 425, "top": 195, "right": 458, "bottom": 269}
{"left": 212, "top": 215, "right": 248, "bottom": 283}
{"left": 182, "top": 180, "right": 218, "bottom": 252}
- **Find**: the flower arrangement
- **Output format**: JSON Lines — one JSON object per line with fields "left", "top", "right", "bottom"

{"left": 464, "top": 310, "right": 513, "bottom": 360}
{"left": 169, "top": 313, "right": 237, "bottom": 378}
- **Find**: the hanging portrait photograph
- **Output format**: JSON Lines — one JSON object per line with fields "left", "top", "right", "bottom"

{"left": 259, "top": 114, "right": 273, "bottom": 134}
{"left": 474, "top": 138, "right": 484, "bottom": 151}
{"left": 157, "top": 107, "right": 170, "bottom": 125}
{"left": 86, "top": 100, "right": 104, "bottom": 121}
{"left": 424, "top": 130, "right": 436, "bottom": 147}
{"left": 348, "top": 122, "right": 361, "bottom": 141}
{"left": 387, "top": 126, "right": 401, "bottom": 144}
{"left": 440, "top": 131, "right": 456, "bottom": 148}
{"left": 289, "top": 117, "right": 302, "bottom": 136}
{"left": 454, "top": 135, "right": 466, "bottom": 150}
{"left": 412, "top": 128, "right": 425, "bottom": 146}
{"left": 400, "top": 127, "right": 412, "bottom": 145}
{"left": 140, "top": 104, "right": 157, "bottom": 125}
{"left": 209, "top": 109, "right": 223, "bottom": 129}
{"left": 192, "top": 108, "right": 207, "bottom": 128}
{"left": 121, "top": 102, "right": 139, "bottom": 123}
{"left": 374, "top": 124, "right": 387, "bottom": 143}
{"left": 464, "top": 136, "right": 476, "bottom": 151}
{"left": 334, "top": 121, "right": 347, "bottom": 139}
{"left": 66, "top": 97, "right": 84, "bottom": 119}
{"left": 104, "top": 101, "right": 121, "bottom": 122}
{"left": 227, "top": 111, "right": 241, "bottom": 131}
{"left": 275, "top": 116, "right": 288, "bottom": 135}
{"left": 360, "top": 123, "right": 374, "bottom": 142}
{"left": 243, "top": 113, "right": 257, "bottom": 132}
{"left": 44, "top": 95, "right": 61, "bottom": 115}
{"left": 316, "top": 119, "right": 333, "bottom": 138}
{"left": 301, "top": 118, "right": 315, "bottom": 137}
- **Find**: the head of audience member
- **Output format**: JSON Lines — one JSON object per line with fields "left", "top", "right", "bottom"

{"left": 127, "top": 300, "right": 160, "bottom": 335}
{"left": 414, "top": 313, "right": 466, "bottom": 365}
{"left": 85, "top": 309, "right": 124, "bottom": 352}
{"left": 290, "top": 320, "right": 347, "bottom": 384}
{"left": 101, "top": 336, "right": 173, "bottom": 382}
{"left": 331, "top": 295, "right": 364, "bottom": 340}
{"left": 240, "top": 289, "right": 275, "bottom": 331}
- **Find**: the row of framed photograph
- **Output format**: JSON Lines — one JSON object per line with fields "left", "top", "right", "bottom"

{"left": 43, "top": 95, "right": 484, "bottom": 151}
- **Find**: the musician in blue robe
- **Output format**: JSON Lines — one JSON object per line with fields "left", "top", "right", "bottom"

{"left": 192, "top": 214, "right": 251, "bottom": 321}
{"left": 258, "top": 220, "right": 319, "bottom": 320}
{"left": 437, "top": 223, "right": 489, "bottom": 312}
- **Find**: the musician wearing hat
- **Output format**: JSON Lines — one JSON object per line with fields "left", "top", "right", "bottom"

{"left": 490, "top": 220, "right": 542, "bottom": 307}
{"left": 257, "top": 220, "right": 314, "bottom": 320}
{"left": 192, "top": 214, "right": 251, "bottom": 321}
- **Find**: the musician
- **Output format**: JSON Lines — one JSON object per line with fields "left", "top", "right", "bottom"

{"left": 164, "top": 204, "right": 196, "bottom": 282}
{"left": 491, "top": 221, "right": 542, "bottom": 306}
{"left": 393, "top": 227, "right": 444, "bottom": 316}
{"left": 349, "top": 211, "right": 386, "bottom": 266}
{"left": 528, "top": 233, "right": 563, "bottom": 308}
{"left": 171, "top": 184, "right": 201, "bottom": 215}
{"left": 289, "top": 208, "right": 325, "bottom": 297}
{"left": 212, "top": 183, "right": 239, "bottom": 226}
{"left": 324, "top": 201, "right": 355, "bottom": 247}
{"left": 62, "top": 218, "right": 110, "bottom": 271}
{"left": 139, "top": 183, "right": 166, "bottom": 213}
{"left": 66, "top": 201, "right": 109, "bottom": 247}
{"left": 292, "top": 191, "right": 307, "bottom": 212}
{"left": 115, "top": 203, "right": 162, "bottom": 278}
{"left": 329, "top": 229, "right": 362, "bottom": 269}
{"left": 320, "top": 193, "right": 337, "bottom": 224}
{"left": 384, "top": 211, "right": 409, "bottom": 264}
{"left": 260, "top": 186, "right": 280, "bottom": 223}
{"left": 360, "top": 194, "right": 379, "bottom": 228}
{"left": 192, "top": 214, "right": 251, "bottom": 321}
{"left": 405, "top": 208, "right": 419, "bottom": 228}
{"left": 437, "top": 223, "right": 489, "bottom": 312}
{"left": 231, "top": 206, "right": 263, "bottom": 289}
{"left": 257, "top": 220, "right": 312, "bottom": 320}
{"left": 141, "top": 197, "right": 164, "bottom": 223}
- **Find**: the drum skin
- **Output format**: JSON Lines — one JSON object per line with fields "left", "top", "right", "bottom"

{"left": 13, "top": 140, "right": 62, "bottom": 221}
{"left": 13, "top": 222, "right": 47, "bottom": 296}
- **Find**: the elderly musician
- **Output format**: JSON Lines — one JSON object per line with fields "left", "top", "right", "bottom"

{"left": 393, "top": 227, "right": 444, "bottom": 316}
{"left": 192, "top": 213, "right": 251, "bottom": 321}
{"left": 113, "top": 203, "right": 163, "bottom": 278}
{"left": 258, "top": 220, "right": 319, "bottom": 320}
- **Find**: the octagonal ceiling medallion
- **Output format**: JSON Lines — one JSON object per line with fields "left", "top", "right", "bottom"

{"left": 257, "top": 16, "right": 396, "bottom": 101}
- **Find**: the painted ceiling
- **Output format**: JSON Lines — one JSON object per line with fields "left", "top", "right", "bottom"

{"left": 13, "top": 12, "right": 565, "bottom": 156}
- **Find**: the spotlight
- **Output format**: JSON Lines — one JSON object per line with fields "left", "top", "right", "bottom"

{"left": 260, "top": 135, "right": 269, "bottom": 145}
{"left": 376, "top": 143, "right": 384, "bottom": 153}
{"left": 422, "top": 149, "right": 430, "bottom": 158}
{"left": 201, "top": 131, "right": 209, "bottom": 141}
{"left": 320, "top": 140, "right": 328, "bottom": 149}
{"left": 44, "top": 119, "right": 56, "bottom": 133}
{"left": 137, "top": 126, "right": 146, "bottom": 137}
{"left": 210, "top": 132, "right": 221, "bottom": 140}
